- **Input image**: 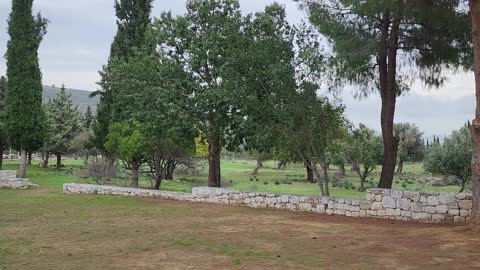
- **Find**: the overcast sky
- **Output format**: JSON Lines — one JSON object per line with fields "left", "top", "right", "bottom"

{"left": 0, "top": 0, "right": 476, "bottom": 138}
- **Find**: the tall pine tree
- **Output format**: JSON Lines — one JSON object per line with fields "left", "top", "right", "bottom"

{"left": 92, "top": 0, "right": 153, "bottom": 154}
{"left": 5, "top": 0, "right": 48, "bottom": 178}
{"left": 298, "top": 0, "right": 471, "bottom": 188}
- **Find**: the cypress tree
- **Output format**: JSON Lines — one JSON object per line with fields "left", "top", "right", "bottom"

{"left": 0, "top": 76, "right": 7, "bottom": 170}
{"left": 84, "top": 105, "right": 93, "bottom": 130}
{"left": 5, "top": 0, "right": 48, "bottom": 178}
{"left": 92, "top": 0, "right": 153, "bottom": 153}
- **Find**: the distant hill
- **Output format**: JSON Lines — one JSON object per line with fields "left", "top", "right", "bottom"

{"left": 43, "top": 85, "right": 99, "bottom": 114}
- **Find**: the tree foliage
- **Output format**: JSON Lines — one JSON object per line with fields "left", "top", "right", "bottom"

{"left": 347, "top": 124, "right": 384, "bottom": 191}
{"left": 394, "top": 123, "right": 424, "bottom": 174}
{"left": 424, "top": 126, "right": 472, "bottom": 192}
{"left": 43, "top": 85, "right": 82, "bottom": 168}
{"left": 298, "top": 0, "right": 471, "bottom": 189}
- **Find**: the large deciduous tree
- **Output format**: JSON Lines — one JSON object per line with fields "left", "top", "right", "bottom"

{"left": 299, "top": 0, "right": 471, "bottom": 189}
{"left": 241, "top": 3, "right": 297, "bottom": 176}
{"left": 5, "top": 0, "right": 48, "bottom": 178}
{"left": 155, "top": 0, "right": 249, "bottom": 187}
{"left": 92, "top": 0, "right": 153, "bottom": 154}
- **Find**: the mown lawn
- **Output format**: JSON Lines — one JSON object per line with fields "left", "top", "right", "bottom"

{"left": 5, "top": 158, "right": 463, "bottom": 200}
{"left": 134, "top": 160, "right": 461, "bottom": 199}
{"left": 0, "top": 163, "right": 479, "bottom": 270}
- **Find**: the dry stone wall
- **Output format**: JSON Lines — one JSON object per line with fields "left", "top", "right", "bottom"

{"left": 63, "top": 184, "right": 472, "bottom": 224}
{"left": 0, "top": 170, "right": 28, "bottom": 189}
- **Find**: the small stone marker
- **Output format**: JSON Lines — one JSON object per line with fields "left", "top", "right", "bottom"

{"left": 0, "top": 170, "right": 28, "bottom": 189}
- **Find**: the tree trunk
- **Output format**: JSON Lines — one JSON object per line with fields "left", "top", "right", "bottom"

{"left": 84, "top": 153, "right": 89, "bottom": 165}
{"left": 396, "top": 159, "right": 404, "bottom": 175}
{"left": 305, "top": 160, "right": 314, "bottom": 183}
{"left": 165, "top": 159, "right": 175, "bottom": 180}
{"left": 131, "top": 160, "right": 140, "bottom": 188}
{"left": 459, "top": 178, "right": 466, "bottom": 193}
{"left": 359, "top": 176, "right": 366, "bottom": 192}
{"left": 27, "top": 152, "right": 32, "bottom": 165}
{"left": 470, "top": 0, "right": 480, "bottom": 231}
{"left": 0, "top": 148, "right": 4, "bottom": 170}
{"left": 42, "top": 152, "right": 50, "bottom": 168}
{"left": 208, "top": 137, "right": 221, "bottom": 187}
{"left": 56, "top": 154, "right": 62, "bottom": 170}
{"left": 321, "top": 163, "right": 330, "bottom": 196}
{"left": 338, "top": 163, "right": 346, "bottom": 176}
{"left": 276, "top": 160, "right": 286, "bottom": 170}
{"left": 312, "top": 165, "right": 326, "bottom": 196}
{"left": 378, "top": 15, "right": 400, "bottom": 189}
{"left": 153, "top": 159, "right": 163, "bottom": 190}
{"left": 251, "top": 160, "right": 263, "bottom": 175}
{"left": 19, "top": 149, "right": 27, "bottom": 178}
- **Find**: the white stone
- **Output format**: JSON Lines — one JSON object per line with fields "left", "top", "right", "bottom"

{"left": 424, "top": 206, "right": 436, "bottom": 214}
{"left": 448, "top": 209, "right": 460, "bottom": 216}
{"left": 410, "top": 202, "right": 423, "bottom": 212}
{"left": 371, "top": 202, "right": 383, "bottom": 210}
{"left": 281, "top": 195, "right": 289, "bottom": 203}
{"left": 299, "top": 203, "right": 312, "bottom": 211}
{"left": 374, "top": 195, "right": 382, "bottom": 202}
{"left": 401, "top": 211, "right": 411, "bottom": 217}
{"left": 412, "top": 212, "right": 430, "bottom": 221}
{"left": 385, "top": 209, "right": 396, "bottom": 216}
{"left": 360, "top": 201, "right": 371, "bottom": 210}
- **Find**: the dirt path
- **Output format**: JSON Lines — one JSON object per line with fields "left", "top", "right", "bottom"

{"left": 1, "top": 187, "right": 479, "bottom": 269}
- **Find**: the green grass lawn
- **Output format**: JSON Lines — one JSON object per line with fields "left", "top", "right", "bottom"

{"left": 3, "top": 158, "right": 463, "bottom": 200}
{"left": 0, "top": 160, "right": 478, "bottom": 270}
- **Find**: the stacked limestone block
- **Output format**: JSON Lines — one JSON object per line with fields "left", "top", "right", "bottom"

{"left": 0, "top": 170, "right": 28, "bottom": 189}
{"left": 63, "top": 184, "right": 472, "bottom": 224}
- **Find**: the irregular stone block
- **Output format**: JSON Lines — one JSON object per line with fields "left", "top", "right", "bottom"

{"left": 426, "top": 196, "right": 440, "bottom": 206}
{"left": 399, "top": 198, "right": 410, "bottom": 210}
{"left": 390, "top": 190, "right": 403, "bottom": 199}
{"left": 459, "top": 200, "right": 472, "bottom": 210}
{"left": 435, "top": 205, "right": 448, "bottom": 214}
{"left": 439, "top": 193, "right": 457, "bottom": 205}
{"left": 371, "top": 202, "right": 383, "bottom": 210}
{"left": 381, "top": 196, "right": 396, "bottom": 209}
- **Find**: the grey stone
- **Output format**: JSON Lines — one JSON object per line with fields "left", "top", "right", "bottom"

{"left": 399, "top": 198, "right": 410, "bottom": 210}
{"left": 439, "top": 193, "right": 457, "bottom": 205}
{"left": 403, "top": 191, "right": 420, "bottom": 202}
{"left": 426, "top": 196, "right": 440, "bottom": 206}
{"left": 424, "top": 206, "right": 436, "bottom": 214}
{"left": 435, "top": 205, "right": 448, "bottom": 214}
{"left": 381, "top": 196, "right": 397, "bottom": 209}
{"left": 390, "top": 190, "right": 403, "bottom": 199}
